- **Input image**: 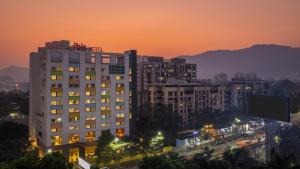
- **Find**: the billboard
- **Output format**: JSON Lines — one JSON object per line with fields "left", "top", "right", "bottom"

{"left": 247, "top": 95, "right": 290, "bottom": 122}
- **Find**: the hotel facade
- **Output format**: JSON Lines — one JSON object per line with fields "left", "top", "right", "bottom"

{"left": 29, "top": 40, "right": 137, "bottom": 161}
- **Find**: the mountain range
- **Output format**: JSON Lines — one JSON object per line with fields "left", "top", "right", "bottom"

{"left": 0, "top": 66, "right": 29, "bottom": 83}
{"left": 1, "top": 44, "right": 300, "bottom": 82}
{"left": 181, "top": 44, "right": 300, "bottom": 80}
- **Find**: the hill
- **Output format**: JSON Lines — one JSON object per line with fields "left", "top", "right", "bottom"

{"left": 181, "top": 44, "right": 300, "bottom": 79}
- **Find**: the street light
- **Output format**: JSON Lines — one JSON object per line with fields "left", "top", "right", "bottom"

{"left": 114, "top": 137, "right": 119, "bottom": 142}
{"left": 158, "top": 131, "right": 162, "bottom": 135}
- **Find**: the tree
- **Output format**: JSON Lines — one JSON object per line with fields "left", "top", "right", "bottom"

{"left": 222, "top": 148, "right": 257, "bottom": 169}
{"left": 139, "top": 153, "right": 185, "bottom": 169}
{"left": 95, "top": 130, "right": 114, "bottom": 165}
{"left": 148, "top": 132, "right": 164, "bottom": 155}
{"left": 39, "top": 152, "right": 72, "bottom": 169}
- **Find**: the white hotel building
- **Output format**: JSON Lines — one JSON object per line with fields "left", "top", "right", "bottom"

{"left": 29, "top": 40, "right": 137, "bottom": 162}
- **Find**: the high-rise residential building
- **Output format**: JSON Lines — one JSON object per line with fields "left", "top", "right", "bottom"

{"left": 230, "top": 72, "right": 273, "bottom": 110}
{"left": 215, "top": 73, "right": 227, "bottom": 84}
{"left": 147, "top": 83, "right": 231, "bottom": 128}
{"left": 137, "top": 56, "right": 197, "bottom": 106}
{"left": 29, "top": 40, "right": 137, "bottom": 162}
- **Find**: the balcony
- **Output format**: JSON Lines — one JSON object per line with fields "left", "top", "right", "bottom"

{"left": 51, "top": 105, "right": 63, "bottom": 110}
{"left": 85, "top": 120, "right": 96, "bottom": 129}
{"left": 50, "top": 122, "right": 63, "bottom": 132}
{"left": 51, "top": 70, "right": 63, "bottom": 76}
{"left": 69, "top": 96, "right": 80, "bottom": 100}
{"left": 100, "top": 95, "right": 110, "bottom": 99}
{"left": 101, "top": 110, "right": 111, "bottom": 115}
{"left": 69, "top": 112, "right": 80, "bottom": 122}
{"left": 85, "top": 103, "right": 96, "bottom": 108}
{"left": 69, "top": 78, "right": 80, "bottom": 84}
{"left": 116, "top": 117, "right": 125, "bottom": 123}
{"left": 85, "top": 70, "right": 96, "bottom": 76}
{"left": 116, "top": 86, "right": 125, "bottom": 92}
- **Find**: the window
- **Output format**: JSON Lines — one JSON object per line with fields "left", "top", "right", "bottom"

{"left": 68, "top": 134, "right": 80, "bottom": 144}
{"left": 109, "top": 65, "right": 125, "bottom": 74}
{"left": 85, "top": 116, "right": 96, "bottom": 129}
{"left": 116, "top": 128, "right": 125, "bottom": 137}
{"left": 86, "top": 131, "right": 96, "bottom": 142}
{"left": 69, "top": 125, "right": 79, "bottom": 131}
{"left": 101, "top": 98, "right": 110, "bottom": 103}
{"left": 69, "top": 148, "right": 79, "bottom": 162}
{"left": 116, "top": 105, "right": 125, "bottom": 110}
{"left": 85, "top": 107, "right": 96, "bottom": 112}
{"left": 51, "top": 136, "right": 62, "bottom": 146}
{"left": 85, "top": 146, "right": 96, "bottom": 158}
{"left": 86, "top": 99, "right": 95, "bottom": 104}
{"left": 116, "top": 75, "right": 124, "bottom": 80}
{"left": 116, "top": 98, "right": 124, "bottom": 102}
{"left": 69, "top": 99, "right": 79, "bottom": 105}
{"left": 101, "top": 55, "right": 110, "bottom": 64}
{"left": 101, "top": 122, "right": 110, "bottom": 127}
{"left": 69, "top": 66, "right": 80, "bottom": 72}
{"left": 101, "top": 106, "right": 110, "bottom": 110}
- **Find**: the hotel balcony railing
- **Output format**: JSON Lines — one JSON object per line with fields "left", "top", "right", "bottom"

{"left": 86, "top": 136, "right": 96, "bottom": 142}
{"left": 85, "top": 121, "right": 96, "bottom": 128}
{"left": 69, "top": 112, "right": 80, "bottom": 122}
{"left": 85, "top": 87, "right": 96, "bottom": 92}
{"left": 100, "top": 95, "right": 110, "bottom": 99}
{"left": 116, "top": 86, "right": 125, "bottom": 92}
{"left": 69, "top": 78, "right": 80, "bottom": 84}
{"left": 51, "top": 70, "right": 63, "bottom": 76}
{"left": 51, "top": 105, "right": 63, "bottom": 110}
{"left": 116, "top": 102, "right": 125, "bottom": 106}
{"left": 101, "top": 110, "right": 111, "bottom": 115}
{"left": 51, "top": 87, "right": 63, "bottom": 93}
{"left": 69, "top": 96, "right": 80, "bottom": 100}
{"left": 85, "top": 71, "right": 96, "bottom": 76}
{"left": 116, "top": 117, "right": 125, "bottom": 123}
{"left": 85, "top": 103, "right": 96, "bottom": 108}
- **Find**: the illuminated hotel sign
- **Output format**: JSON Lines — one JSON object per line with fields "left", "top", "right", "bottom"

{"left": 73, "top": 43, "right": 102, "bottom": 52}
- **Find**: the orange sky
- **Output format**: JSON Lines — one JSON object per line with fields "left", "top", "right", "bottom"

{"left": 0, "top": 0, "right": 299, "bottom": 68}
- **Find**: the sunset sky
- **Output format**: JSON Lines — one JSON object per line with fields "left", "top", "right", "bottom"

{"left": 0, "top": 0, "right": 299, "bottom": 68}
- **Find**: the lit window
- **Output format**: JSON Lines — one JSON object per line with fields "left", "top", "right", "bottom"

{"left": 86, "top": 131, "right": 96, "bottom": 142}
{"left": 86, "top": 99, "right": 95, "bottom": 104}
{"left": 101, "top": 122, "right": 110, "bottom": 127}
{"left": 68, "top": 134, "right": 80, "bottom": 144}
{"left": 101, "top": 98, "right": 110, "bottom": 103}
{"left": 116, "top": 75, "right": 124, "bottom": 80}
{"left": 101, "top": 106, "right": 110, "bottom": 110}
{"left": 51, "top": 136, "right": 62, "bottom": 146}
{"left": 116, "top": 113, "right": 125, "bottom": 118}
{"left": 85, "top": 146, "right": 96, "bottom": 158}
{"left": 116, "top": 98, "right": 124, "bottom": 102}
{"left": 85, "top": 107, "right": 96, "bottom": 112}
{"left": 116, "top": 105, "right": 124, "bottom": 110}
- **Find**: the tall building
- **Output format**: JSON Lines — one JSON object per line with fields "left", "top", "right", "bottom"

{"left": 230, "top": 72, "right": 272, "bottom": 110}
{"left": 29, "top": 40, "right": 137, "bottom": 161}
{"left": 137, "top": 56, "right": 197, "bottom": 106}
{"left": 147, "top": 83, "right": 230, "bottom": 128}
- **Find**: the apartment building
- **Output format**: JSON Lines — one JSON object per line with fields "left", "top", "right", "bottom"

{"left": 230, "top": 72, "right": 273, "bottom": 110}
{"left": 137, "top": 56, "right": 197, "bottom": 106}
{"left": 29, "top": 40, "right": 137, "bottom": 162}
{"left": 147, "top": 83, "right": 230, "bottom": 128}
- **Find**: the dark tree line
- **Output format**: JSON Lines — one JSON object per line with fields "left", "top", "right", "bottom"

{"left": 139, "top": 148, "right": 299, "bottom": 169}
{"left": 0, "top": 122, "right": 29, "bottom": 163}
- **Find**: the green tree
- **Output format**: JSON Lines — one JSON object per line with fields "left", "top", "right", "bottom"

{"left": 222, "top": 148, "right": 257, "bottom": 169}
{"left": 39, "top": 152, "right": 72, "bottom": 169}
{"left": 139, "top": 153, "right": 184, "bottom": 169}
{"left": 148, "top": 132, "right": 164, "bottom": 155}
{"left": 95, "top": 130, "right": 114, "bottom": 165}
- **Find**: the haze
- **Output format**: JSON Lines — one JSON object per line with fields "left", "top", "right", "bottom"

{"left": 0, "top": 0, "right": 299, "bottom": 68}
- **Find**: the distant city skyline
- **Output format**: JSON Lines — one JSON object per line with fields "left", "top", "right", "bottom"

{"left": 0, "top": 0, "right": 300, "bottom": 68}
